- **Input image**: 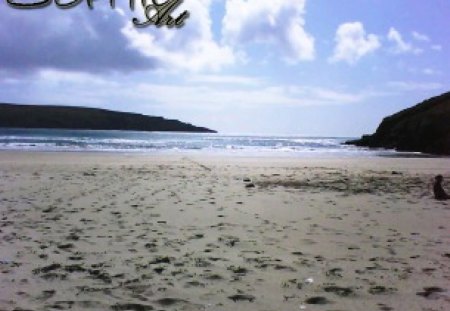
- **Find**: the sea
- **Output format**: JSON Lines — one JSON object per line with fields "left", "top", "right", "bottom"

{"left": 0, "top": 128, "right": 424, "bottom": 158}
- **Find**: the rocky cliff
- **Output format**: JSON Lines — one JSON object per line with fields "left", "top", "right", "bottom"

{"left": 0, "top": 103, "right": 216, "bottom": 133}
{"left": 346, "top": 92, "right": 450, "bottom": 155}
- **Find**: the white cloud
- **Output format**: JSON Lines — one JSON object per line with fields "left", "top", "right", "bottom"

{"left": 38, "top": 70, "right": 115, "bottom": 87}
{"left": 423, "top": 68, "right": 440, "bottom": 76}
{"left": 132, "top": 84, "right": 380, "bottom": 109}
{"left": 412, "top": 31, "right": 430, "bottom": 42}
{"left": 431, "top": 45, "right": 442, "bottom": 51}
{"left": 329, "top": 22, "right": 380, "bottom": 64}
{"left": 288, "top": 86, "right": 368, "bottom": 105}
{"left": 222, "top": 0, "right": 315, "bottom": 63}
{"left": 16, "top": 69, "right": 383, "bottom": 110}
{"left": 188, "top": 74, "right": 263, "bottom": 86}
{"left": 387, "top": 81, "right": 443, "bottom": 91}
{"left": 122, "top": 0, "right": 235, "bottom": 72}
{"left": 387, "top": 28, "right": 421, "bottom": 54}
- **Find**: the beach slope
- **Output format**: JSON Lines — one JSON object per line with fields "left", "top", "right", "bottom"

{"left": 0, "top": 152, "right": 449, "bottom": 311}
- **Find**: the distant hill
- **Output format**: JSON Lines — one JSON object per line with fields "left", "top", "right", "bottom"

{"left": 346, "top": 91, "right": 450, "bottom": 155}
{"left": 0, "top": 103, "right": 216, "bottom": 133}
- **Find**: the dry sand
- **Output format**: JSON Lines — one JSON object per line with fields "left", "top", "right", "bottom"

{"left": 0, "top": 151, "right": 449, "bottom": 311}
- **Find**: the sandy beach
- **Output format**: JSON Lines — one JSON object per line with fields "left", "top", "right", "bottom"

{"left": 0, "top": 151, "right": 449, "bottom": 311}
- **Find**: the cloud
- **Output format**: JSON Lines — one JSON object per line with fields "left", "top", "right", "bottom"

{"left": 122, "top": 0, "right": 235, "bottom": 72}
{"left": 431, "top": 45, "right": 442, "bottom": 51}
{"left": 222, "top": 0, "right": 315, "bottom": 63}
{"left": 387, "top": 28, "right": 421, "bottom": 54}
{"left": 0, "top": 2, "right": 153, "bottom": 74}
{"left": 187, "top": 74, "right": 263, "bottom": 86}
{"left": 106, "top": 83, "right": 377, "bottom": 109}
{"left": 0, "top": 1, "right": 235, "bottom": 74}
{"left": 329, "top": 22, "right": 380, "bottom": 64}
{"left": 423, "top": 68, "right": 440, "bottom": 76}
{"left": 387, "top": 81, "right": 443, "bottom": 91}
{"left": 411, "top": 31, "right": 430, "bottom": 42}
{"left": 7, "top": 69, "right": 381, "bottom": 109}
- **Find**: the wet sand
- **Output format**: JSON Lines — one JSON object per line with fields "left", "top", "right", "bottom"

{"left": 0, "top": 152, "right": 449, "bottom": 311}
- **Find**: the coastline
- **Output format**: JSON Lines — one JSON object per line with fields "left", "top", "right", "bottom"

{"left": 0, "top": 128, "right": 394, "bottom": 157}
{"left": 0, "top": 150, "right": 448, "bottom": 169}
{"left": 0, "top": 151, "right": 449, "bottom": 310}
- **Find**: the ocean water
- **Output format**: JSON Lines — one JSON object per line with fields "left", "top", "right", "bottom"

{"left": 0, "top": 128, "right": 412, "bottom": 157}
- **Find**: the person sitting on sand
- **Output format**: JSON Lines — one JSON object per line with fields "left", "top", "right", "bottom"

{"left": 433, "top": 175, "right": 450, "bottom": 200}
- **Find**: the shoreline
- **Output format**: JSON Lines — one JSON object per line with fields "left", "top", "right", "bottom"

{"left": 0, "top": 150, "right": 449, "bottom": 171}
{"left": 0, "top": 128, "right": 420, "bottom": 158}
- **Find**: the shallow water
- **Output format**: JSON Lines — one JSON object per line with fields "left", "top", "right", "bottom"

{"left": 0, "top": 128, "right": 418, "bottom": 158}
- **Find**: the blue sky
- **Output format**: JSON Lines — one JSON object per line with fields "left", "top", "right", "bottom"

{"left": 0, "top": 0, "right": 448, "bottom": 136}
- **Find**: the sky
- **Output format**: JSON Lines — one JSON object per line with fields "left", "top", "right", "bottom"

{"left": 0, "top": 0, "right": 449, "bottom": 136}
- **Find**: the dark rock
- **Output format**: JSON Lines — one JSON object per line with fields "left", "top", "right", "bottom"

{"left": 228, "top": 294, "right": 255, "bottom": 302}
{"left": 57, "top": 243, "right": 74, "bottom": 250}
{"left": 273, "top": 264, "right": 296, "bottom": 272}
{"left": 184, "top": 280, "right": 205, "bottom": 288}
{"left": 40, "top": 272, "right": 67, "bottom": 280}
{"left": 154, "top": 298, "right": 188, "bottom": 306}
{"left": 66, "top": 233, "right": 80, "bottom": 241}
{"left": 202, "top": 273, "right": 223, "bottom": 280}
{"left": 218, "top": 235, "right": 240, "bottom": 247}
{"left": 153, "top": 267, "right": 165, "bottom": 274}
{"left": 111, "top": 303, "right": 154, "bottom": 311}
{"left": 149, "top": 256, "right": 171, "bottom": 265}
{"left": 42, "top": 206, "right": 56, "bottom": 213}
{"left": 368, "top": 285, "right": 397, "bottom": 295}
{"left": 227, "top": 265, "right": 249, "bottom": 275}
{"left": 33, "top": 263, "right": 61, "bottom": 274}
{"left": 346, "top": 91, "right": 450, "bottom": 155}
{"left": 326, "top": 267, "right": 343, "bottom": 278}
{"left": 416, "top": 286, "right": 446, "bottom": 299}
{"left": 48, "top": 301, "right": 74, "bottom": 309}
{"left": 324, "top": 285, "right": 354, "bottom": 297}
{"left": 88, "top": 269, "right": 112, "bottom": 283}
{"left": 304, "top": 296, "right": 330, "bottom": 304}
{"left": 144, "top": 242, "right": 157, "bottom": 249}
{"left": 64, "top": 264, "right": 86, "bottom": 273}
